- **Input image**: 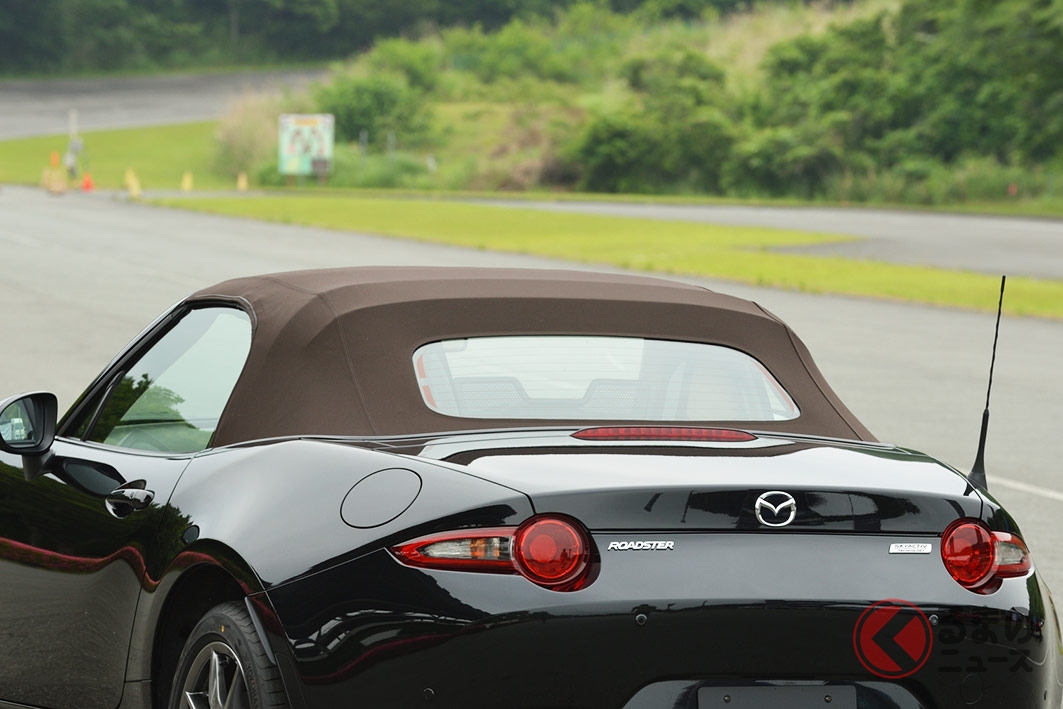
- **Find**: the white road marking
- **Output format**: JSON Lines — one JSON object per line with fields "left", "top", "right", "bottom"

{"left": 991, "top": 476, "right": 1063, "bottom": 503}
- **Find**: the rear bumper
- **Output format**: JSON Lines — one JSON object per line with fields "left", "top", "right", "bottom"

{"left": 265, "top": 542, "right": 1063, "bottom": 709}
{"left": 285, "top": 606, "right": 1058, "bottom": 708}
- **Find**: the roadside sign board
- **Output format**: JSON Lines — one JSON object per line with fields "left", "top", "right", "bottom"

{"left": 278, "top": 114, "right": 334, "bottom": 176}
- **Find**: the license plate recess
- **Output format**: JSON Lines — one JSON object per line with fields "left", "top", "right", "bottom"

{"left": 698, "top": 685, "right": 857, "bottom": 708}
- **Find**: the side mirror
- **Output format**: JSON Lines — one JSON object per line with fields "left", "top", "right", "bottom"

{"left": 0, "top": 392, "right": 58, "bottom": 479}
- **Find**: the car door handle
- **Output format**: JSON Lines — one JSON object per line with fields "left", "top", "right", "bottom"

{"left": 106, "top": 482, "right": 155, "bottom": 518}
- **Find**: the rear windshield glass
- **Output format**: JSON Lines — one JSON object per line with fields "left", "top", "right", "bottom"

{"left": 412, "top": 336, "right": 798, "bottom": 422}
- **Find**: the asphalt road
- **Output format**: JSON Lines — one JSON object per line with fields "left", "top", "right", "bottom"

{"left": 0, "top": 70, "right": 325, "bottom": 138}
{"left": 4, "top": 71, "right": 1061, "bottom": 280}
{"left": 1, "top": 185, "right": 1061, "bottom": 595}
{"left": 1, "top": 70, "right": 1061, "bottom": 591}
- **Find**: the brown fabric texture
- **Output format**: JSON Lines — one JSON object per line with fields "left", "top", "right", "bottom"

{"left": 188, "top": 267, "right": 874, "bottom": 446}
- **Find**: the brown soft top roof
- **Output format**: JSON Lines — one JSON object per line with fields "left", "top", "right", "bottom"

{"left": 188, "top": 267, "right": 873, "bottom": 445}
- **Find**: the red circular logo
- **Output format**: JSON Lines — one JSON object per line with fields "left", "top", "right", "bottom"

{"left": 853, "top": 599, "right": 933, "bottom": 678}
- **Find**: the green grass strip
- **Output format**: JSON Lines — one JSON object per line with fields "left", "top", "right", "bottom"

{"left": 5, "top": 120, "right": 1063, "bottom": 217}
{"left": 290, "top": 185, "right": 1063, "bottom": 218}
{"left": 0, "top": 122, "right": 232, "bottom": 191}
{"left": 153, "top": 195, "right": 1063, "bottom": 319}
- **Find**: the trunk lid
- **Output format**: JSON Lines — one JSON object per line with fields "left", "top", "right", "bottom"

{"left": 396, "top": 431, "right": 983, "bottom": 533}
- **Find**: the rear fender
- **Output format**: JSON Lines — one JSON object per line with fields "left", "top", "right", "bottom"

{"left": 165, "top": 440, "right": 533, "bottom": 589}
{"left": 134, "top": 437, "right": 534, "bottom": 700}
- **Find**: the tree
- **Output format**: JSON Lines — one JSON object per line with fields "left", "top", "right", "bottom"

{"left": 0, "top": 0, "right": 68, "bottom": 73}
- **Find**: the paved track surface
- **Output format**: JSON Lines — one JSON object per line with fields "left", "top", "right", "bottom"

{"left": 0, "top": 70, "right": 325, "bottom": 138}
{"left": 1, "top": 185, "right": 1061, "bottom": 594}
{"left": 4, "top": 71, "right": 1061, "bottom": 279}
{"left": 2, "top": 70, "right": 1061, "bottom": 591}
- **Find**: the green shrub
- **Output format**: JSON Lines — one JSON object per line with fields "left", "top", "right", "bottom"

{"left": 255, "top": 148, "right": 430, "bottom": 189}
{"left": 572, "top": 111, "right": 659, "bottom": 192}
{"left": 822, "top": 157, "right": 1063, "bottom": 205}
{"left": 214, "top": 95, "right": 280, "bottom": 179}
{"left": 723, "top": 126, "right": 842, "bottom": 198}
{"left": 206, "top": 0, "right": 1063, "bottom": 206}
{"left": 667, "top": 106, "right": 737, "bottom": 192}
{"left": 328, "top": 150, "right": 429, "bottom": 188}
{"left": 214, "top": 91, "right": 315, "bottom": 179}
{"left": 441, "top": 25, "right": 490, "bottom": 75}
{"left": 368, "top": 38, "right": 443, "bottom": 93}
{"left": 476, "top": 19, "right": 578, "bottom": 83}
{"left": 636, "top": 0, "right": 722, "bottom": 21}
{"left": 622, "top": 48, "right": 725, "bottom": 98}
{"left": 314, "top": 72, "right": 432, "bottom": 146}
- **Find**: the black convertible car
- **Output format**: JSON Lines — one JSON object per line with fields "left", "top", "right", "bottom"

{"left": 0, "top": 267, "right": 1059, "bottom": 709}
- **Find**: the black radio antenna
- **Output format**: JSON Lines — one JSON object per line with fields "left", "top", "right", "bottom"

{"left": 969, "top": 275, "right": 1006, "bottom": 490}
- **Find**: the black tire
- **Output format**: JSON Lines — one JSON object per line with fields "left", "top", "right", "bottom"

{"left": 168, "top": 601, "right": 290, "bottom": 709}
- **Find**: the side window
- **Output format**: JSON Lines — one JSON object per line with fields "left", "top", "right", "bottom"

{"left": 84, "top": 307, "right": 252, "bottom": 453}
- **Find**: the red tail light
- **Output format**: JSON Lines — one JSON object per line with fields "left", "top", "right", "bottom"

{"left": 514, "top": 517, "right": 590, "bottom": 589}
{"left": 941, "top": 521, "right": 995, "bottom": 588}
{"left": 391, "top": 515, "right": 594, "bottom": 591}
{"left": 572, "top": 426, "right": 756, "bottom": 442}
{"left": 941, "top": 519, "right": 1031, "bottom": 592}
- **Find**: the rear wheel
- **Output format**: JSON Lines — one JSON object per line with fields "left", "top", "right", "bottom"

{"left": 169, "top": 601, "right": 289, "bottom": 709}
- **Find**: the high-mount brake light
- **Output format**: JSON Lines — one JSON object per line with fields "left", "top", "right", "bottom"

{"left": 941, "top": 519, "right": 1031, "bottom": 592}
{"left": 572, "top": 426, "right": 757, "bottom": 442}
{"left": 390, "top": 516, "right": 595, "bottom": 591}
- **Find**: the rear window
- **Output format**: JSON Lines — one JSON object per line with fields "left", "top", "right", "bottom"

{"left": 412, "top": 336, "right": 798, "bottom": 422}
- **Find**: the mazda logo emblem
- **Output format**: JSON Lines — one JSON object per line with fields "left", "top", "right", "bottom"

{"left": 754, "top": 491, "right": 797, "bottom": 527}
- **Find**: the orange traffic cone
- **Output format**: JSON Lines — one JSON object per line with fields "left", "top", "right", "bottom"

{"left": 81, "top": 172, "right": 94, "bottom": 192}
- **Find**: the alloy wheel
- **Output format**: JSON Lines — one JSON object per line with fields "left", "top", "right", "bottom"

{"left": 179, "top": 641, "right": 249, "bottom": 709}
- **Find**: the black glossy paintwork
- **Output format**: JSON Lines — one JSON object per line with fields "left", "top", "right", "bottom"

{"left": 1, "top": 425, "right": 1061, "bottom": 709}
{"left": 265, "top": 542, "right": 1061, "bottom": 709}
{"left": 431, "top": 437, "right": 985, "bottom": 533}
{"left": 1, "top": 282, "right": 1058, "bottom": 709}
{"left": 249, "top": 434, "right": 1059, "bottom": 709}
{"left": 0, "top": 441, "right": 188, "bottom": 709}
{"left": 165, "top": 440, "right": 533, "bottom": 589}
